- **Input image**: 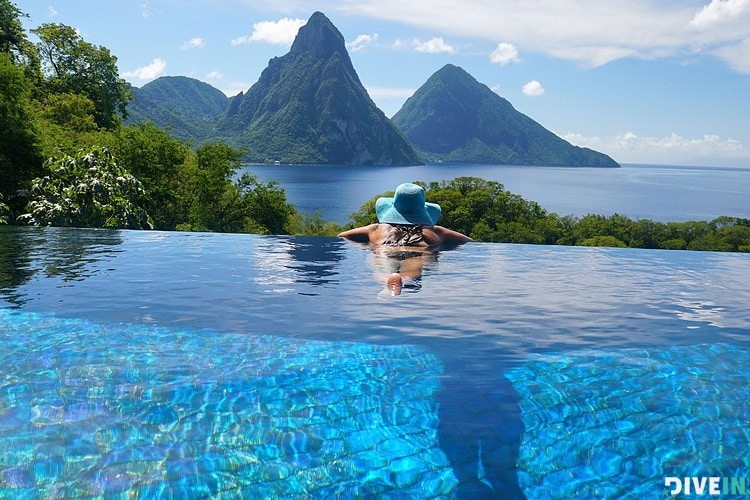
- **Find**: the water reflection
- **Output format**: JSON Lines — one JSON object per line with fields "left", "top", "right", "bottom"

{"left": 251, "top": 236, "right": 346, "bottom": 294}
{"left": 339, "top": 243, "right": 442, "bottom": 297}
{"left": 369, "top": 248, "right": 437, "bottom": 297}
{"left": 283, "top": 236, "right": 345, "bottom": 288}
{"left": 0, "top": 227, "right": 123, "bottom": 306}
{"left": 0, "top": 227, "right": 36, "bottom": 305}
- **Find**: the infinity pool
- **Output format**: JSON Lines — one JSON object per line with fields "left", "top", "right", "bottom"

{"left": 1, "top": 227, "right": 749, "bottom": 497}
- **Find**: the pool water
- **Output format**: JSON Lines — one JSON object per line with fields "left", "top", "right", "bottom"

{"left": 1, "top": 227, "right": 749, "bottom": 498}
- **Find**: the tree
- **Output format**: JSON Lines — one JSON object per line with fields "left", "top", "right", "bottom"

{"left": 40, "top": 92, "right": 98, "bottom": 132}
{"left": 0, "top": 0, "right": 40, "bottom": 80}
{"left": 179, "top": 143, "right": 297, "bottom": 234}
{"left": 580, "top": 235, "right": 627, "bottom": 248}
{"left": 288, "top": 210, "right": 343, "bottom": 237}
{"left": 0, "top": 51, "right": 43, "bottom": 215}
{"left": 18, "top": 147, "right": 151, "bottom": 229}
{"left": 0, "top": 0, "right": 26, "bottom": 57}
{"left": 113, "top": 122, "right": 189, "bottom": 229}
{"left": 240, "top": 174, "right": 297, "bottom": 234}
{"left": 424, "top": 177, "right": 559, "bottom": 243}
{"left": 32, "top": 23, "right": 130, "bottom": 129}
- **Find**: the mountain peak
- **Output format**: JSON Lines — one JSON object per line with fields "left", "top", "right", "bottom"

{"left": 435, "top": 63, "right": 467, "bottom": 76}
{"left": 393, "top": 66, "right": 619, "bottom": 167}
{"left": 290, "top": 11, "right": 346, "bottom": 59}
{"left": 216, "top": 11, "right": 420, "bottom": 165}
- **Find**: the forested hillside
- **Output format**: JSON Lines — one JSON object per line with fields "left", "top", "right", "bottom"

{"left": 392, "top": 64, "right": 619, "bottom": 167}
{"left": 127, "top": 76, "right": 229, "bottom": 143}
{"left": 215, "top": 12, "right": 420, "bottom": 165}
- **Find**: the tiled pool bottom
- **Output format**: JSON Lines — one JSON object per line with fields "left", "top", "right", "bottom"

{"left": 4, "top": 311, "right": 750, "bottom": 498}
{"left": 508, "top": 344, "right": 750, "bottom": 498}
{"left": 0, "top": 310, "right": 457, "bottom": 497}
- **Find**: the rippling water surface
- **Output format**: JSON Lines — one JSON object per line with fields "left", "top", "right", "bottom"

{"left": 1, "top": 227, "right": 749, "bottom": 497}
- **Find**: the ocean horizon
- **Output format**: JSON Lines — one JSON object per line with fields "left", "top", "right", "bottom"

{"left": 241, "top": 162, "right": 750, "bottom": 224}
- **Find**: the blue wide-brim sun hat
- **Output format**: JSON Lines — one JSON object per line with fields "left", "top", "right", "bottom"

{"left": 375, "top": 183, "right": 441, "bottom": 226}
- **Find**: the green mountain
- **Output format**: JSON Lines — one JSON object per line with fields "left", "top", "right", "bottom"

{"left": 392, "top": 64, "right": 619, "bottom": 167}
{"left": 127, "top": 76, "right": 229, "bottom": 142}
{"left": 216, "top": 12, "right": 420, "bottom": 166}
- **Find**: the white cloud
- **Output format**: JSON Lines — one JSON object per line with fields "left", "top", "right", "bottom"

{"left": 341, "top": 0, "right": 750, "bottom": 73}
{"left": 347, "top": 33, "right": 379, "bottom": 53}
{"left": 206, "top": 70, "right": 224, "bottom": 80}
{"left": 690, "top": 0, "right": 750, "bottom": 29}
{"left": 522, "top": 80, "right": 545, "bottom": 96}
{"left": 394, "top": 37, "right": 456, "bottom": 54}
{"left": 714, "top": 38, "right": 750, "bottom": 72}
{"left": 48, "top": 6, "right": 58, "bottom": 16}
{"left": 490, "top": 42, "right": 520, "bottom": 65}
{"left": 414, "top": 36, "right": 456, "bottom": 54}
{"left": 122, "top": 58, "right": 166, "bottom": 81}
{"left": 562, "top": 130, "right": 746, "bottom": 165}
{"left": 230, "top": 35, "right": 251, "bottom": 46}
{"left": 232, "top": 18, "right": 306, "bottom": 46}
{"left": 181, "top": 37, "right": 205, "bottom": 50}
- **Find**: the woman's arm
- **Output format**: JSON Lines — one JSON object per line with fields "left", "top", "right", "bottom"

{"left": 435, "top": 225, "right": 473, "bottom": 244}
{"left": 338, "top": 224, "right": 378, "bottom": 243}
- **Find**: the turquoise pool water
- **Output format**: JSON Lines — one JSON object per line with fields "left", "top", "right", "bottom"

{"left": 1, "top": 227, "right": 749, "bottom": 497}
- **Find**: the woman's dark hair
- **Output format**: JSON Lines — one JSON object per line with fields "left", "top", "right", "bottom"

{"left": 384, "top": 224, "right": 424, "bottom": 246}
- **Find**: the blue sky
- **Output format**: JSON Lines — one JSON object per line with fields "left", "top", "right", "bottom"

{"left": 21, "top": 0, "right": 750, "bottom": 167}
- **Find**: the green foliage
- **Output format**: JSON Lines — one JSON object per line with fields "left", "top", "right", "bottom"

{"left": 126, "top": 76, "right": 229, "bottom": 143}
{"left": 112, "top": 122, "right": 189, "bottom": 230}
{"left": 0, "top": 192, "right": 9, "bottom": 224}
{"left": 238, "top": 174, "right": 298, "bottom": 234}
{"left": 289, "top": 210, "right": 343, "bottom": 237}
{"left": 423, "top": 177, "right": 561, "bottom": 244}
{"left": 0, "top": 0, "right": 27, "bottom": 56}
{"left": 580, "top": 235, "right": 627, "bottom": 248}
{"left": 32, "top": 23, "right": 130, "bottom": 129}
{"left": 0, "top": 0, "right": 40, "bottom": 80}
{"left": 19, "top": 147, "right": 151, "bottom": 229}
{"left": 345, "top": 193, "right": 383, "bottom": 229}
{"left": 0, "top": 51, "right": 43, "bottom": 215}
{"left": 174, "top": 143, "right": 298, "bottom": 234}
{"left": 40, "top": 92, "right": 98, "bottom": 132}
{"left": 180, "top": 142, "right": 244, "bottom": 232}
{"left": 554, "top": 213, "right": 750, "bottom": 252}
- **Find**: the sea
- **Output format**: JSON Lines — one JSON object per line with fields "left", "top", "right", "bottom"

{"left": 241, "top": 163, "right": 750, "bottom": 224}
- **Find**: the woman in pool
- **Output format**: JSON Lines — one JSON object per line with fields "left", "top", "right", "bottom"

{"left": 338, "top": 182, "right": 472, "bottom": 295}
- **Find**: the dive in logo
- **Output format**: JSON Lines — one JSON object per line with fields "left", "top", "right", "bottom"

{"left": 665, "top": 476, "right": 747, "bottom": 496}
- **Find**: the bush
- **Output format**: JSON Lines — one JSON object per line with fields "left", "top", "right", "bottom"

{"left": 579, "top": 235, "right": 627, "bottom": 248}
{"left": 0, "top": 193, "right": 9, "bottom": 224}
{"left": 18, "top": 147, "right": 151, "bottom": 229}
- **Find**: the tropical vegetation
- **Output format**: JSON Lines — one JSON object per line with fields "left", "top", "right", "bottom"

{"left": 0, "top": 0, "right": 299, "bottom": 235}
{"left": 1, "top": 1, "right": 747, "bottom": 252}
